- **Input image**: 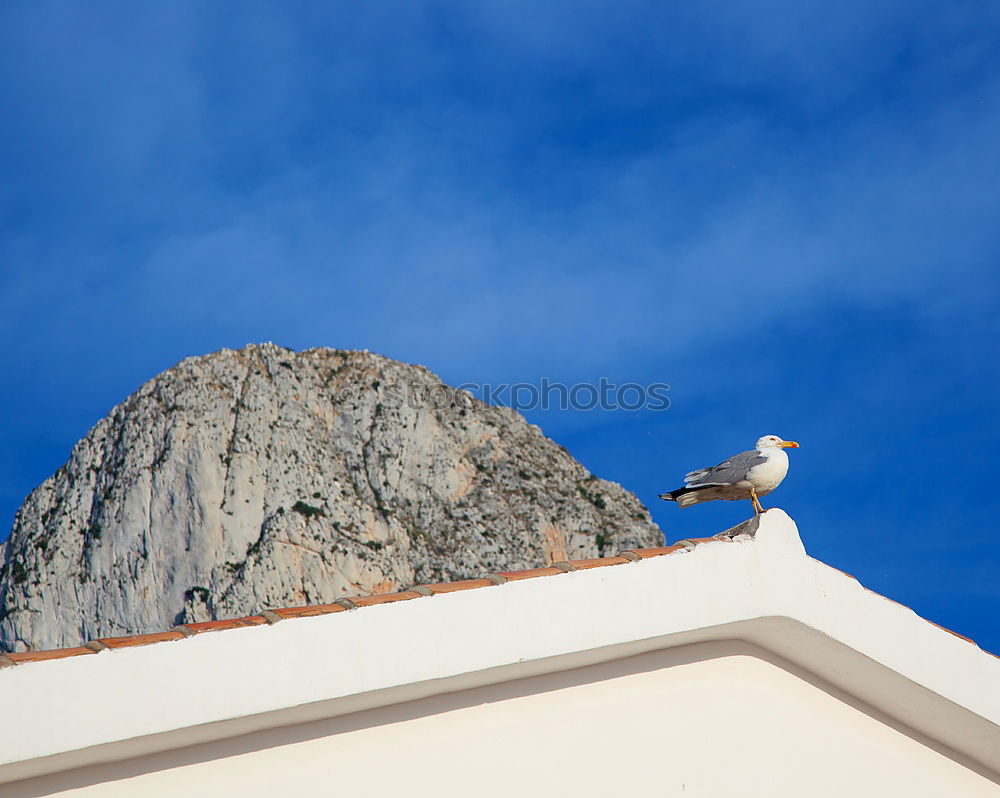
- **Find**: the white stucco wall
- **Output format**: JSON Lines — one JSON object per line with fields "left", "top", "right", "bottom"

{"left": 10, "top": 645, "right": 998, "bottom": 797}
{"left": 3, "top": 511, "right": 999, "bottom": 795}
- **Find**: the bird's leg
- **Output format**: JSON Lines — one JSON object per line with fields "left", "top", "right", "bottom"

{"left": 750, "top": 487, "right": 762, "bottom": 515}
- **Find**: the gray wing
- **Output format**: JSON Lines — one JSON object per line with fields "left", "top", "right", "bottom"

{"left": 684, "top": 449, "right": 765, "bottom": 487}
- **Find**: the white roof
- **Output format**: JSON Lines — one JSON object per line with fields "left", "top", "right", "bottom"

{"left": 1, "top": 509, "right": 998, "bottom": 785}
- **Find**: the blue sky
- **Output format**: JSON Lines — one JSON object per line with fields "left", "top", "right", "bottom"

{"left": 2, "top": 2, "right": 999, "bottom": 650}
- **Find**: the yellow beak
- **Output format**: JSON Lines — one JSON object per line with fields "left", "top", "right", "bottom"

{"left": 779, "top": 440, "right": 800, "bottom": 448}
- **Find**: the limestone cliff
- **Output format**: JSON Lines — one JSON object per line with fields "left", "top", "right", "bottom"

{"left": 0, "top": 344, "right": 661, "bottom": 651}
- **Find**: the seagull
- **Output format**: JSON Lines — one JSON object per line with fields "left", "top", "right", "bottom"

{"left": 658, "top": 435, "right": 799, "bottom": 515}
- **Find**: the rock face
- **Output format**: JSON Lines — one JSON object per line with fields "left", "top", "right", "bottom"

{"left": 0, "top": 344, "right": 662, "bottom": 652}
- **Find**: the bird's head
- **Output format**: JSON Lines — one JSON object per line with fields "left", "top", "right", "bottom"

{"left": 756, "top": 434, "right": 799, "bottom": 450}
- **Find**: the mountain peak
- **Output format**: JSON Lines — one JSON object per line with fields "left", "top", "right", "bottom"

{"left": 1, "top": 346, "right": 661, "bottom": 652}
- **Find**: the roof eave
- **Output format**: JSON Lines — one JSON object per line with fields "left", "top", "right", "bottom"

{"left": 1, "top": 510, "right": 998, "bottom": 785}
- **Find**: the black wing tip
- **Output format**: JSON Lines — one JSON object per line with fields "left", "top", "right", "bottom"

{"left": 660, "top": 484, "right": 724, "bottom": 503}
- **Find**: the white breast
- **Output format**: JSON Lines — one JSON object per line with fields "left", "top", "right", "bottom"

{"left": 745, "top": 447, "right": 789, "bottom": 494}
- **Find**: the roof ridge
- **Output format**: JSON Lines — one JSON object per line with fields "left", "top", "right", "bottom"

{"left": 1, "top": 529, "right": 739, "bottom": 667}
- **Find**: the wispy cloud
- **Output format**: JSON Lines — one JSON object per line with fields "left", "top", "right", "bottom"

{"left": 1, "top": 0, "right": 999, "bottom": 645}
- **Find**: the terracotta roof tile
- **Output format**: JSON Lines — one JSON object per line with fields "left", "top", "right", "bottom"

{"left": 6, "top": 647, "right": 97, "bottom": 664}
{"left": 567, "top": 555, "right": 631, "bottom": 570}
{"left": 179, "top": 616, "right": 268, "bottom": 634}
{"left": 351, "top": 590, "right": 424, "bottom": 607}
{"left": 269, "top": 603, "right": 350, "bottom": 620}
{"left": 92, "top": 631, "right": 188, "bottom": 649}
{"left": 624, "top": 545, "right": 686, "bottom": 559}
{"left": 494, "top": 566, "right": 565, "bottom": 581}
{"left": 419, "top": 578, "right": 497, "bottom": 594}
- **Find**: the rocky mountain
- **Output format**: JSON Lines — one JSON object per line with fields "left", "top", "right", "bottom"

{"left": 0, "top": 344, "right": 662, "bottom": 652}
